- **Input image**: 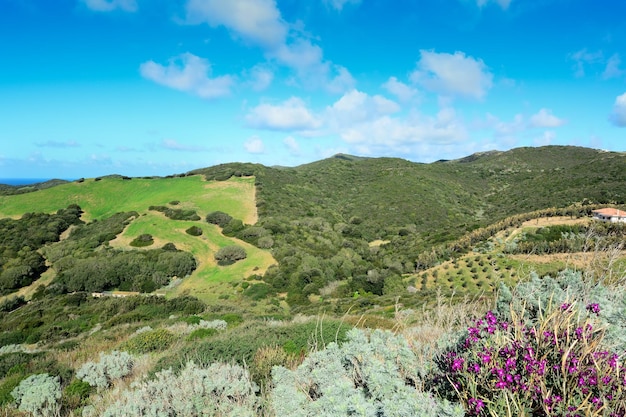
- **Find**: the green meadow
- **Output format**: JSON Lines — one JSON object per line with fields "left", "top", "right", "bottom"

{"left": 0, "top": 175, "right": 275, "bottom": 304}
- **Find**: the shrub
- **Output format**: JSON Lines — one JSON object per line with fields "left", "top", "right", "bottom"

{"left": 271, "top": 328, "right": 464, "bottom": 417}
{"left": 214, "top": 245, "right": 247, "bottom": 265}
{"left": 129, "top": 234, "right": 154, "bottom": 247}
{"left": 185, "top": 225, "right": 203, "bottom": 236}
{"left": 431, "top": 303, "right": 626, "bottom": 416}
{"left": 496, "top": 269, "right": 626, "bottom": 351}
{"left": 120, "top": 328, "right": 175, "bottom": 354}
{"left": 102, "top": 362, "right": 258, "bottom": 417}
{"left": 187, "top": 328, "right": 218, "bottom": 341}
{"left": 62, "top": 379, "right": 92, "bottom": 409}
{"left": 206, "top": 211, "right": 233, "bottom": 228}
{"left": 76, "top": 351, "right": 134, "bottom": 390}
{"left": 11, "top": 373, "right": 61, "bottom": 417}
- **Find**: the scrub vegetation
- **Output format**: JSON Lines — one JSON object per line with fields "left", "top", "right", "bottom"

{"left": 0, "top": 145, "right": 625, "bottom": 415}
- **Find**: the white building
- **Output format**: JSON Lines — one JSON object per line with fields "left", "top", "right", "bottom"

{"left": 592, "top": 208, "right": 626, "bottom": 223}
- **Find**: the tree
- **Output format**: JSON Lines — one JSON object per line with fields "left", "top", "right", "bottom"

{"left": 214, "top": 245, "right": 247, "bottom": 265}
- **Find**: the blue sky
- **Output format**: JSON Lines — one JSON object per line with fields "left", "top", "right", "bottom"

{"left": 1, "top": 0, "right": 625, "bottom": 179}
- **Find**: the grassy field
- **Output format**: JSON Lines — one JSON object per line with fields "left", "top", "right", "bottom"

{"left": 0, "top": 175, "right": 257, "bottom": 223}
{"left": 0, "top": 175, "right": 275, "bottom": 304}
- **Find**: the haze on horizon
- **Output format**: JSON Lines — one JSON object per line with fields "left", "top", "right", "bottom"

{"left": 1, "top": 0, "right": 625, "bottom": 180}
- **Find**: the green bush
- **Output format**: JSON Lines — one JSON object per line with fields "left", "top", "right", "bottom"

{"left": 187, "top": 328, "right": 218, "bottom": 341}
{"left": 206, "top": 211, "right": 233, "bottom": 228}
{"left": 185, "top": 225, "right": 203, "bottom": 236}
{"left": 62, "top": 379, "right": 92, "bottom": 409}
{"left": 120, "top": 329, "right": 176, "bottom": 354}
{"left": 214, "top": 245, "right": 247, "bottom": 265}
{"left": 129, "top": 234, "right": 154, "bottom": 247}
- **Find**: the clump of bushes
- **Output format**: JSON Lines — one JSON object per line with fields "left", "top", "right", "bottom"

{"left": 149, "top": 206, "right": 200, "bottom": 221}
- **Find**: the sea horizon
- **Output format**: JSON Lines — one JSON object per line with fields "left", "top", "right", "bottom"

{"left": 0, "top": 178, "right": 72, "bottom": 186}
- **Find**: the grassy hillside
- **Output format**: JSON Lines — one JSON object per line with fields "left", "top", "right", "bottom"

{"left": 0, "top": 146, "right": 625, "bottom": 416}
{"left": 0, "top": 175, "right": 275, "bottom": 305}
{"left": 0, "top": 175, "right": 257, "bottom": 223}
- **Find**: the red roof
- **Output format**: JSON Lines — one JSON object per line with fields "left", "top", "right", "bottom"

{"left": 593, "top": 208, "right": 626, "bottom": 218}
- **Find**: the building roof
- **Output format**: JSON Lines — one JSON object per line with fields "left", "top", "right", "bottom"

{"left": 593, "top": 208, "right": 626, "bottom": 218}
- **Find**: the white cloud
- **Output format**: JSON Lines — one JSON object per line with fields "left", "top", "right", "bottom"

{"left": 609, "top": 92, "right": 626, "bottom": 127}
{"left": 603, "top": 54, "right": 624, "bottom": 79}
{"left": 283, "top": 136, "right": 301, "bottom": 155}
{"left": 245, "top": 97, "right": 321, "bottom": 131}
{"left": 323, "top": 0, "right": 361, "bottom": 11}
{"left": 183, "top": 0, "right": 354, "bottom": 93}
{"left": 410, "top": 50, "right": 493, "bottom": 100}
{"left": 139, "top": 53, "right": 234, "bottom": 99}
{"left": 382, "top": 77, "right": 418, "bottom": 103}
{"left": 528, "top": 108, "right": 566, "bottom": 128}
{"left": 247, "top": 65, "right": 274, "bottom": 91}
{"left": 335, "top": 108, "right": 468, "bottom": 154}
{"left": 244, "top": 136, "right": 265, "bottom": 153}
{"left": 569, "top": 49, "right": 604, "bottom": 78}
{"left": 533, "top": 130, "right": 556, "bottom": 146}
{"left": 476, "top": 0, "right": 511, "bottom": 9}
{"left": 184, "top": 0, "right": 286, "bottom": 49}
{"left": 328, "top": 89, "right": 400, "bottom": 126}
{"left": 81, "top": 0, "right": 137, "bottom": 12}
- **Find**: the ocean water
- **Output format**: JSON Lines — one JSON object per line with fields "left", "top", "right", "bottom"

{"left": 0, "top": 178, "right": 56, "bottom": 186}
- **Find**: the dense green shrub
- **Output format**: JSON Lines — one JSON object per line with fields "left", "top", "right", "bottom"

{"left": 11, "top": 373, "right": 61, "bottom": 417}
{"left": 272, "top": 328, "right": 464, "bottom": 417}
{"left": 185, "top": 225, "right": 203, "bottom": 236}
{"left": 215, "top": 245, "right": 247, "bottom": 265}
{"left": 149, "top": 206, "right": 200, "bottom": 221}
{"left": 120, "top": 328, "right": 176, "bottom": 354}
{"left": 62, "top": 379, "right": 92, "bottom": 409}
{"left": 206, "top": 211, "right": 233, "bottom": 228}
{"left": 102, "top": 362, "right": 258, "bottom": 417}
{"left": 129, "top": 234, "right": 154, "bottom": 247}
{"left": 187, "top": 328, "right": 218, "bottom": 341}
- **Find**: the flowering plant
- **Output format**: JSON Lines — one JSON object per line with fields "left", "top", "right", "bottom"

{"left": 431, "top": 302, "right": 626, "bottom": 416}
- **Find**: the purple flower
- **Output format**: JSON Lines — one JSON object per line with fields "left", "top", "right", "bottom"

{"left": 468, "top": 398, "right": 485, "bottom": 414}
{"left": 586, "top": 303, "right": 601, "bottom": 315}
{"left": 469, "top": 363, "right": 481, "bottom": 374}
{"left": 495, "top": 379, "right": 507, "bottom": 389}
{"left": 561, "top": 302, "right": 571, "bottom": 310}
{"left": 451, "top": 357, "right": 465, "bottom": 372}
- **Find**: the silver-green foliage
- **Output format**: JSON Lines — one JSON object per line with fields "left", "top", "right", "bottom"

{"left": 11, "top": 373, "right": 62, "bottom": 417}
{"left": 271, "top": 328, "right": 464, "bottom": 417}
{"left": 76, "top": 350, "right": 134, "bottom": 390}
{"left": 496, "top": 269, "right": 626, "bottom": 350}
{"left": 102, "top": 361, "right": 258, "bottom": 417}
